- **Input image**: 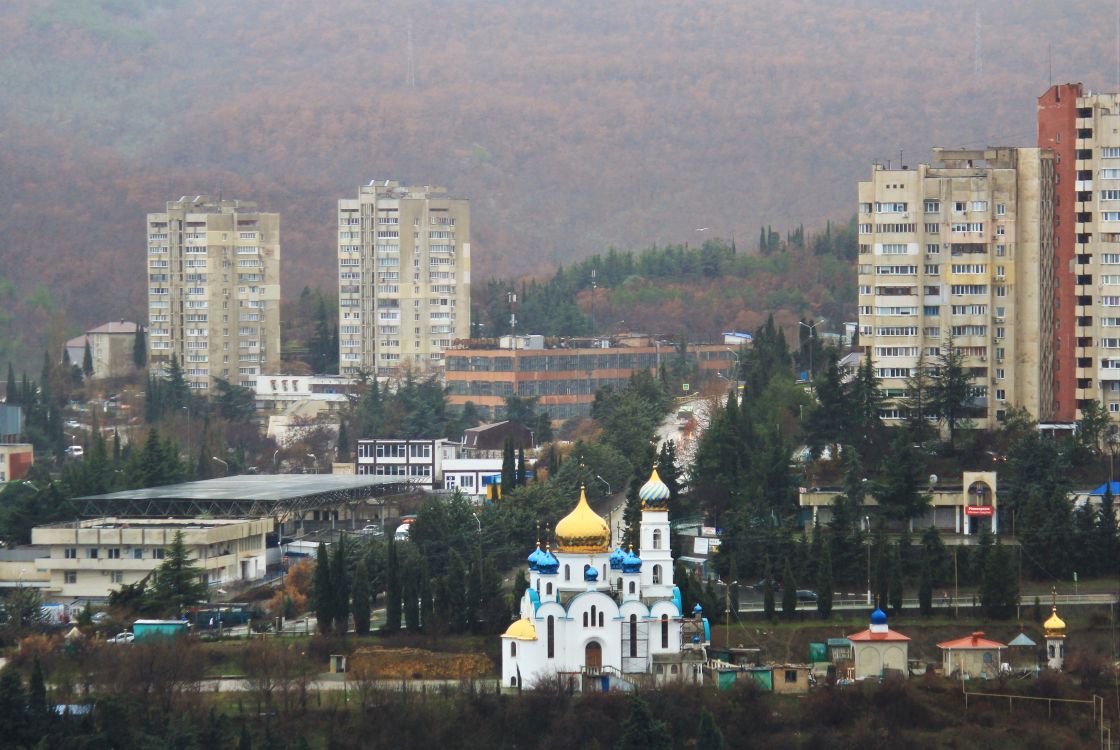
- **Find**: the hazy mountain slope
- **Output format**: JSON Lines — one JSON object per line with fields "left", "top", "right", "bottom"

{"left": 0, "top": 0, "right": 1115, "bottom": 360}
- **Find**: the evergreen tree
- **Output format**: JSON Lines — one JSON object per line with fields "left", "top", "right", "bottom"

{"left": 888, "top": 543, "right": 904, "bottom": 613}
{"left": 0, "top": 669, "right": 28, "bottom": 743}
{"left": 512, "top": 568, "right": 529, "bottom": 609}
{"left": 804, "top": 352, "right": 849, "bottom": 457}
{"left": 921, "top": 525, "right": 950, "bottom": 587}
{"left": 696, "top": 707, "right": 724, "bottom": 750}
{"left": 314, "top": 542, "right": 333, "bottom": 635}
{"left": 872, "top": 432, "right": 931, "bottom": 522}
{"left": 403, "top": 565, "right": 421, "bottom": 632}
{"left": 239, "top": 724, "right": 252, "bottom": 750}
{"left": 781, "top": 556, "right": 797, "bottom": 618}
{"left": 419, "top": 560, "right": 434, "bottom": 632}
{"left": 516, "top": 445, "right": 527, "bottom": 486}
{"left": 763, "top": 558, "right": 775, "bottom": 621}
{"left": 1099, "top": 484, "right": 1120, "bottom": 576}
{"left": 82, "top": 339, "right": 94, "bottom": 378}
{"left": 133, "top": 326, "right": 147, "bottom": 369}
{"left": 149, "top": 531, "right": 208, "bottom": 614}
{"left": 332, "top": 536, "right": 350, "bottom": 635}
{"left": 918, "top": 548, "right": 934, "bottom": 616}
{"left": 336, "top": 420, "right": 351, "bottom": 463}
{"left": 444, "top": 549, "right": 469, "bottom": 633}
{"left": 500, "top": 438, "right": 516, "bottom": 499}
{"left": 480, "top": 558, "right": 509, "bottom": 634}
{"left": 980, "top": 541, "right": 1019, "bottom": 619}
{"left": 900, "top": 351, "right": 934, "bottom": 442}
{"left": 816, "top": 530, "right": 833, "bottom": 619}
{"left": 5, "top": 362, "right": 17, "bottom": 404}
{"left": 849, "top": 355, "right": 884, "bottom": 457}
{"left": 384, "top": 538, "right": 401, "bottom": 632}
{"left": 351, "top": 556, "right": 371, "bottom": 635}
{"left": 931, "top": 335, "right": 974, "bottom": 446}
{"left": 616, "top": 694, "right": 671, "bottom": 750}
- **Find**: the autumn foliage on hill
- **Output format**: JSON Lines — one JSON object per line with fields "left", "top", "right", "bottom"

{"left": 0, "top": 0, "right": 1115, "bottom": 365}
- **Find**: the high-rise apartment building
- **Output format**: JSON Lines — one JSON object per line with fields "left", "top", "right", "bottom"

{"left": 856, "top": 148, "right": 1055, "bottom": 429}
{"left": 337, "top": 182, "right": 470, "bottom": 376}
{"left": 1039, "top": 84, "right": 1120, "bottom": 421}
{"left": 146, "top": 197, "right": 280, "bottom": 392}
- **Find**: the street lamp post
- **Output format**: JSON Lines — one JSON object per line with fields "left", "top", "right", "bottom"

{"left": 864, "top": 515, "right": 872, "bottom": 606}
{"left": 211, "top": 456, "right": 229, "bottom": 476}
{"left": 799, "top": 319, "right": 826, "bottom": 385}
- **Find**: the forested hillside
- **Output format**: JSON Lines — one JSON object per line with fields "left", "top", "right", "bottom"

{"left": 0, "top": 0, "right": 1116, "bottom": 364}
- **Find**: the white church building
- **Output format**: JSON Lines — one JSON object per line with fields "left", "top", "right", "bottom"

{"left": 502, "top": 468, "right": 709, "bottom": 691}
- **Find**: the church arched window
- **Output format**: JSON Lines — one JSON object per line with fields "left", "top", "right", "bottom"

{"left": 510, "top": 642, "right": 517, "bottom": 657}
{"left": 598, "top": 611, "right": 604, "bottom": 627}
{"left": 653, "top": 529, "right": 662, "bottom": 549}
{"left": 661, "top": 614, "right": 669, "bottom": 648}
{"left": 629, "top": 615, "right": 638, "bottom": 658}
{"left": 652, "top": 564, "right": 662, "bottom": 584}
{"left": 629, "top": 581, "right": 636, "bottom": 594}
{"left": 546, "top": 582, "right": 553, "bottom": 595}
{"left": 510, "top": 676, "right": 517, "bottom": 687}
{"left": 564, "top": 565, "right": 570, "bottom": 581}
{"left": 590, "top": 605, "right": 597, "bottom": 626}
{"left": 583, "top": 612, "right": 588, "bottom": 627}
{"left": 547, "top": 616, "right": 555, "bottom": 658}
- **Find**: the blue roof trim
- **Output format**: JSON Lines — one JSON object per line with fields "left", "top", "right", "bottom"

{"left": 1090, "top": 481, "right": 1120, "bottom": 496}
{"left": 672, "top": 586, "right": 682, "bottom": 615}
{"left": 528, "top": 588, "right": 541, "bottom": 613}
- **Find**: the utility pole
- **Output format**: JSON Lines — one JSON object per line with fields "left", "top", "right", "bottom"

{"left": 953, "top": 546, "right": 959, "bottom": 619}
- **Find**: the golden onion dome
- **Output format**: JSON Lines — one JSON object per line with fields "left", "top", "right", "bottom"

{"left": 555, "top": 485, "right": 611, "bottom": 554}
{"left": 502, "top": 618, "right": 537, "bottom": 641}
{"left": 1044, "top": 607, "right": 1066, "bottom": 637}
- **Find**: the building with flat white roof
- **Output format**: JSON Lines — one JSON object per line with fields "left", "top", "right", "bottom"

{"left": 24, "top": 517, "right": 272, "bottom": 602}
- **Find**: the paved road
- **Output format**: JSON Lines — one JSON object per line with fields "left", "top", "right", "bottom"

{"left": 200, "top": 676, "right": 500, "bottom": 693}
{"left": 733, "top": 592, "right": 1117, "bottom": 613}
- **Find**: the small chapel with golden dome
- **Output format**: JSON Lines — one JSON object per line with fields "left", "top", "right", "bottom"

{"left": 501, "top": 468, "right": 709, "bottom": 690}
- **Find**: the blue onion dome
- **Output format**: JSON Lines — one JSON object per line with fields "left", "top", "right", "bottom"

{"left": 622, "top": 546, "right": 643, "bottom": 574}
{"left": 693, "top": 603, "right": 703, "bottom": 616}
{"left": 538, "top": 546, "right": 560, "bottom": 576}
{"left": 584, "top": 565, "right": 599, "bottom": 582}
{"left": 609, "top": 545, "right": 626, "bottom": 571}
{"left": 527, "top": 544, "right": 544, "bottom": 571}
{"left": 639, "top": 467, "right": 671, "bottom": 510}
{"left": 870, "top": 606, "right": 888, "bottom": 626}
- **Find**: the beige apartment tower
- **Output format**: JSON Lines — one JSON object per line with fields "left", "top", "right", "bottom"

{"left": 146, "top": 197, "right": 280, "bottom": 392}
{"left": 338, "top": 181, "right": 470, "bottom": 376}
{"left": 856, "top": 148, "right": 1055, "bottom": 430}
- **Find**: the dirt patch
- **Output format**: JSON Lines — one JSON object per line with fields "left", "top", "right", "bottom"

{"left": 350, "top": 646, "right": 494, "bottom": 679}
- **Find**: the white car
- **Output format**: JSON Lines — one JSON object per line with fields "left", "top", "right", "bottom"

{"left": 64, "top": 445, "right": 84, "bottom": 458}
{"left": 107, "top": 631, "right": 133, "bottom": 644}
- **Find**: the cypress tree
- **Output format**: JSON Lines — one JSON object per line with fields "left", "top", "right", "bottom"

{"left": 419, "top": 560, "right": 433, "bottom": 632}
{"left": 5, "top": 363, "right": 15, "bottom": 404}
{"left": 28, "top": 656, "right": 47, "bottom": 725}
{"left": 500, "top": 438, "right": 516, "bottom": 498}
{"left": 314, "top": 543, "right": 333, "bottom": 635}
{"left": 781, "top": 556, "right": 797, "bottom": 619}
{"left": 351, "top": 556, "right": 371, "bottom": 635}
{"left": 1099, "top": 484, "right": 1120, "bottom": 576}
{"left": 133, "top": 326, "right": 147, "bottom": 369}
{"left": 336, "top": 421, "right": 350, "bottom": 463}
{"left": 816, "top": 530, "right": 833, "bottom": 619}
{"left": 918, "top": 548, "right": 933, "bottom": 616}
{"left": 516, "top": 444, "right": 526, "bottom": 486}
{"left": 980, "top": 541, "right": 1019, "bottom": 619}
{"left": 403, "top": 565, "right": 420, "bottom": 632}
{"left": 888, "top": 543, "right": 904, "bottom": 613}
{"left": 332, "top": 536, "right": 350, "bottom": 635}
{"left": 763, "top": 557, "right": 775, "bottom": 621}
{"left": 385, "top": 538, "right": 401, "bottom": 632}
{"left": 82, "top": 339, "right": 94, "bottom": 378}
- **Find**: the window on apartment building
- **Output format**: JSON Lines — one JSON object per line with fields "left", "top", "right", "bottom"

{"left": 64, "top": 548, "right": 76, "bottom": 559}
{"left": 108, "top": 549, "right": 120, "bottom": 559}
{"left": 924, "top": 200, "right": 940, "bottom": 213}
{"left": 409, "top": 443, "right": 432, "bottom": 459}
{"left": 153, "top": 549, "right": 165, "bottom": 560}
{"left": 64, "top": 572, "right": 77, "bottom": 584}
{"left": 996, "top": 204, "right": 1006, "bottom": 216}
{"left": 87, "top": 549, "right": 98, "bottom": 559}
{"left": 110, "top": 572, "right": 123, "bottom": 584}
{"left": 133, "top": 549, "right": 143, "bottom": 560}
{"left": 954, "top": 202, "right": 967, "bottom": 213}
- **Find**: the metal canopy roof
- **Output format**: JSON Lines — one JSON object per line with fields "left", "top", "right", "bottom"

{"left": 75, "top": 474, "right": 418, "bottom": 518}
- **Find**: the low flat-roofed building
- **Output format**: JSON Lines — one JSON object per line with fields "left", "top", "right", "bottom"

{"left": 253, "top": 374, "right": 361, "bottom": 413}
{"left": 28, "top": 516, "right": 273, "bottom": 602}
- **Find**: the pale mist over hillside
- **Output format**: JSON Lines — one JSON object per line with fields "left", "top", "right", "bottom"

{"left": 0, "top": 0, "right": 1116, "bottom": 360}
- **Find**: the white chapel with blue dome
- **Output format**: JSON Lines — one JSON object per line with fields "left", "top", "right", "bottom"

{"left": 502, "top": 468, "right": 709, "bottom": 690}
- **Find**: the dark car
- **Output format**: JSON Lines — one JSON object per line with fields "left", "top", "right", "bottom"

{"left": 795, "top": 589, "right": 818, "bottom": 603}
